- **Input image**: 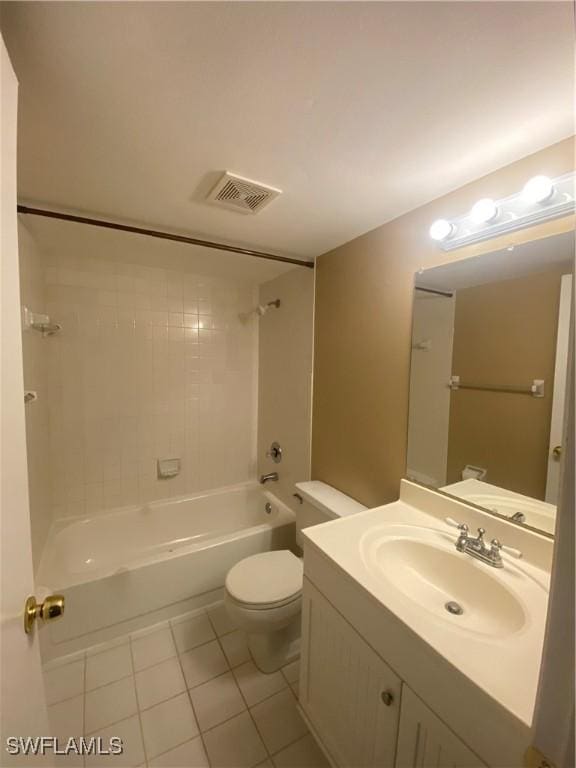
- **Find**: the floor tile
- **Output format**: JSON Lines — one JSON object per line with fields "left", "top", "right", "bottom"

{"left": 233, "top": 661, "right": 286, "bottom": 706}
{"left": 86, "top": 635, "right": 129, "bottom": 657}
{"left": 149, "top": 736, "right": 209, "bottom": 767}
{"left": 219, "top": 629, "right": 250, "bottom": 668}
{"left": 171, "top": 614, "right": 215, "bottom": 654}
{"left": 85, "top": 677, "right": 138, "bottom": 734}
{"left": 131, "top": 627, "right": 176, "bottom": 672}
{"left": 140, "top": 692, "right": 199, "bottom": 759}
{"left": 84, "top": 715, "right": 145, "bottom": 768}
{"left": 44, "top": 660, "right": 85, "bottom": 705}
{"left": 207, "top": 603, "right": 238, "bottom": 636}
{"left": 43, "top": 650, "right": 86, "bottom": 672}
{"left": 189, "top": 672, "right": 246, "bottom": 731}
{"left": 203, "top": 711, "right": 267, "bottom": 768}
{"left": 135, "top": 657, "right": 186, "bottom": 711}
{"left": 50, "top": 754, "right": 85, "bottom": 768}
{"left": 290, "top": 680, "right": 299, "bottom": 698}
{"left": 272, "top": 734, "right": 330, "bottom": 768}
{"left": 255, "top": 762, "right": 274, "bottom": 768}
{"left": 250, "top": 689, "right": 308, "bottom": 754}
{"left": 85, "top": 645, "right": 132, "bottom": 691}
{"left": 180, "top": 640, "right": 228, "bottom": 688}
{"left": 130, "top": 621, "right": 169, "bottom": 639}
{"left": 281, "top": 660, "right": 300, "bottom": 684}
{"left": 48, "top": 695, "right": 84, "bottom": 739}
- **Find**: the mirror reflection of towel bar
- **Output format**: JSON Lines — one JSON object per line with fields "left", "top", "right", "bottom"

{"left": 448, "top": 375, "right": 544, "bottom": 398}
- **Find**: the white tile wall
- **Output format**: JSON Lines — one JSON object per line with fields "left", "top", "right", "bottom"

{"left": 42, "top": 248, "right": 258, "bottom": 520}
{"left": 19, "top": 222, "right": 53, "bottom": 570}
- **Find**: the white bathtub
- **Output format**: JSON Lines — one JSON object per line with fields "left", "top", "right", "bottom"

{"left": 38, "top": 482, "right": 295, "bottom": 659}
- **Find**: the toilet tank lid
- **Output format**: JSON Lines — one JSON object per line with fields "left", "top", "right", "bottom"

{"left": 294, "top": 481, "right": 367, "bottom": 519}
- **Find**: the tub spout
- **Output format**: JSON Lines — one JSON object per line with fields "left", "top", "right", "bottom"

{"left": 259, "top": 472, "right": 278, "bottom": 484}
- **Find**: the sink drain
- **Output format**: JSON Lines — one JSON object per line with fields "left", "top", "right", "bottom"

{"left": 445, "top": 601, "right": 464, "bottom": 616}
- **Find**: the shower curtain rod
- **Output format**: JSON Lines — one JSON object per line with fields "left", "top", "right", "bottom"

{"left": 17, "top": 205, "right": 315, "bottom": 269}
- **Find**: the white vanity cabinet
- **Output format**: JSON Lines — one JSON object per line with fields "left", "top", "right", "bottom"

{"left": 299, "top": 579, "right": 402, "bottom": 767}
{"left": 300, "top": 578, "right": 487, "bottom": 768}
{"left": 395, "top": 687, "right": 486, "bottom": 768}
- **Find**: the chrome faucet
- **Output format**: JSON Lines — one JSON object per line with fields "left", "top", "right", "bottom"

{"left": 446, "top": 518, "right": 522, "bottom": 568}
{"left": 509, "top": 511, "right": 526, "bottom": 523}
{"left": 259, "top": 472, "right": 278, "bottom": 484}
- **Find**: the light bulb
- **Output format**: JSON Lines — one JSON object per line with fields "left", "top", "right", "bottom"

{"left": 429, "top": 219, "right": 453, "bottom": 242}
{"left": 470, "top": 198, "right": 498, "bottom": 225}
{"left": 522, "top": 175, "right": 554, "bottom": 204}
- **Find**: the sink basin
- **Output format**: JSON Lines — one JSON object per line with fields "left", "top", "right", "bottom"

{"left": 361, "top": 525, "right": 529, "bottom": 637}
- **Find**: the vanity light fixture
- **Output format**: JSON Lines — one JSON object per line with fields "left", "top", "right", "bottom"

{"left": 428, "top": 171, "right": 575, "bottom": 251}
{"left": 429, "top": 218, "right": 453, "bottom": 242}
{"left": 521, "top": 175, "right": 555, "bottom": 204}
{"left": 470, "top": 198, "right": 498, "bottom": 224}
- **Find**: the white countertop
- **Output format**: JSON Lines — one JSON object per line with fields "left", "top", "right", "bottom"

{"left": 302, "top": 480, "right": 551, "bottom": 729}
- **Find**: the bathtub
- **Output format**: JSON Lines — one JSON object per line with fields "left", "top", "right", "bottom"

{"left": 38, "top": 482, "right": 295, "bottom": 660}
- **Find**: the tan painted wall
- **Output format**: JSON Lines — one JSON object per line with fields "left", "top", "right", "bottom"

{"left": 312, "top": 136, "right": 575, "bottom": 508}
{"left": 257, "top": 267, "right": 314, "bottom": 510}
{"left": 447, "top": 268, "right": 566, "bottom": 499}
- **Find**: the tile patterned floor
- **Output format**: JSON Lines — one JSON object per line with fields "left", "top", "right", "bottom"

{"left": 44, "top": 603, "right": 329, "bottom": 768}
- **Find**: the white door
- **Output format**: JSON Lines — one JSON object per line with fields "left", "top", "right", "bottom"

{"left": 545, "top": 273, "right": 573, "bottom": 504}
{"left": 0, "top": 35, "right": 50, "bottom": 761}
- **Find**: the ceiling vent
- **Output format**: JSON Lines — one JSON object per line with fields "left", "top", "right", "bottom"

{"left": 207, "top": 172, "right": 282, "bottom": 215}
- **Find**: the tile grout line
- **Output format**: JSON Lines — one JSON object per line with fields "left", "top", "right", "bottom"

{"left": 269, "top": 731, "right": 317, "bottom": 764}
{"left": 46, "top": 603, "right": 306, "bottom": 767}
{"left": 84, "top": 670, "right": 134, "bottom": 697}
{"left": 46, "top": 628, "right": 262, "bottom": 710}
{"left": 213, "top": 632, "right": 274, "bottom": 763}
{"left": 253, "top": 679, "right": 307, "bottom": 766}
{"left": 49, "top": 604, "right": 216, "bottom": 669}
{"left": 167, "top": 620, "right": 213, "bottom": 768}
{"left": 128, "top": 633, "right": 150, "bottom": 768}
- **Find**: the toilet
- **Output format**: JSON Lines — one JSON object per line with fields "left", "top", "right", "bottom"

{"left": 224, "top": 481, "right": 366, "bottom": 673}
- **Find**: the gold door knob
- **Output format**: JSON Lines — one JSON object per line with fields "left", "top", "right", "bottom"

{"left": 24, "top": 594, "right": 65, "bottom": 635}
{"left": 552, "top": 445, "right": 562, "bottom": 459}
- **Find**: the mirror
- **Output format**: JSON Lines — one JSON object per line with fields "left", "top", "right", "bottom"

{"left": 407, "top": 231, "right": 574, "bottom": 536}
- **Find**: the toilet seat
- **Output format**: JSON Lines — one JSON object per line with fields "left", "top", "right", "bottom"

{"left": 225, "top": 550, "right": 303, "bottom": 610}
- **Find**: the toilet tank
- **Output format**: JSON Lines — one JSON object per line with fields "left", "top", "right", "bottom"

{"left": 293, "top": 481, "right": 367, "bottom": 547}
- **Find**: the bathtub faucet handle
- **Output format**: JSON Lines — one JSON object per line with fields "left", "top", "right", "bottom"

{"left": 259, "top": 472, "right": 279, "bottom": 484}
{"left": 265, "top": 442, "right": 282, "bottom": 464}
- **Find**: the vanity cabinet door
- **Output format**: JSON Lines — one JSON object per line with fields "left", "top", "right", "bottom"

{"left": 395, "top": 686, "right": 486, "bottom": 768}
{"left": 300, "top": 579, "right": 402, "bottom": 768}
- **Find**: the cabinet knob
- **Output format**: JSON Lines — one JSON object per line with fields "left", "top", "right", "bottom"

{"left": 380, "top": 690, "right": 394, "bottom": 706}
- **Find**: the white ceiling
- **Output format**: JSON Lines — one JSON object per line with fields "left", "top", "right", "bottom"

{"left": 1, "top": 2, "right": 574, "bottom": 260}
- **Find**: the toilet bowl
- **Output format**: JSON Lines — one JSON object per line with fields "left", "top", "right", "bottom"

{"left": 224, "top": 550, "right": 303, "bottom": 673}
{"left": 224, "top": 481, "right": 367, "bottom": 673}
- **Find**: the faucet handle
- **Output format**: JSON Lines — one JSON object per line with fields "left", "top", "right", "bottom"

{"left": 445, "top": 517, "right": 469, "bottom": 532}
{"left": 490, "top": 538, "right": 523, "bottom": 559}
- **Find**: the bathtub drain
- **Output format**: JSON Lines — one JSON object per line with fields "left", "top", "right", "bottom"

{"left": 445, "top": 601, "right": 464, "bottom": 616}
